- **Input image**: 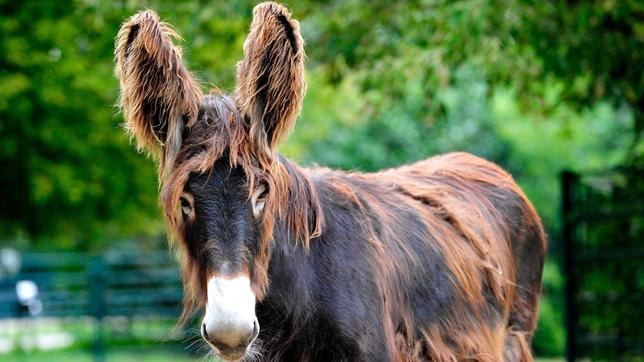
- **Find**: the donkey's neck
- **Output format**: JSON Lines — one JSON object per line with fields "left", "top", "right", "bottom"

{"left": 262, "top": 220, "right": 316, "bottom": 319}
{"left": 258, "top": 156, "right": 322, "bottom": 317}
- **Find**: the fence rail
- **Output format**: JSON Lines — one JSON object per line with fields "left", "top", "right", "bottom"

{"left": 0, "top": 249, "right": 188, "bottom": 360}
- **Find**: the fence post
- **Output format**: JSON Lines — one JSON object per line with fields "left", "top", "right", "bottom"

{"left": 562, "top": 171, "right": 578, "bottom": 362}
{"left": 89, "top": 255, "right": 106, "bottom": 362}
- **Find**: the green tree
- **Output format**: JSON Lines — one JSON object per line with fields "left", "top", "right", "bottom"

{"left": 1, "top": 1, "right": 158, "bottom": 249}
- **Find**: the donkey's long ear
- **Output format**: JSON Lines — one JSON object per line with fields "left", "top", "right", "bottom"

{"left": 235, "top": 2, "right": 305, "bottom": 156}
{"left": 115, "top": 10, "right": 201, "bottom": 173}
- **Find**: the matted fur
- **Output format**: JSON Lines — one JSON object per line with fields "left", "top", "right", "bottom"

{"left": 115, "top": 2, "right": 545, "bottom": 361}
{"left": 115, "top": 10, "right": 202, "bottom": 180}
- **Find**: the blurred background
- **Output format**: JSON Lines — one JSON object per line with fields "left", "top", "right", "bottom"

{"left": 0, "top": 0, "right": 642, "bottom": 361}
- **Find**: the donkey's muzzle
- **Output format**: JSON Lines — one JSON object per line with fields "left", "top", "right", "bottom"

{"left": 202, "top": 276, "right": 259, "bottom": 360}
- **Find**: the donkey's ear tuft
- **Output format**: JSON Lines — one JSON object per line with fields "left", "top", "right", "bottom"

{"left": 115, "top": 10, "right": 201, "bottom": 173}
{"left": 235, "top": 2, "right": 306, "bottom": 156}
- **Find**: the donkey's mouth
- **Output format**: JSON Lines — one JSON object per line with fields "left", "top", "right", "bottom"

{"left": 201, "top": 322, "right": 254, "bottom": 361}
{"left": 213, "top": 347, "right": 246, "bottom": 362}
{"left": 208, "top": 344, "right": 247, "bottom": 362}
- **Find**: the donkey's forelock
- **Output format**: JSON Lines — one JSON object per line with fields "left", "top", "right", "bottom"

{"left": 160, "top": 94, "right": 274, "bottom": 239}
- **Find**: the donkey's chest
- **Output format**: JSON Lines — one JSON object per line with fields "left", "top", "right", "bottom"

{"left": 256, "top": 301, "right": 386, "bottom": 362}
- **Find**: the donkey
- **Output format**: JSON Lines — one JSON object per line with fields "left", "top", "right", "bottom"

{"left": 115, "top": 2, "right": 546, "bottom": 361}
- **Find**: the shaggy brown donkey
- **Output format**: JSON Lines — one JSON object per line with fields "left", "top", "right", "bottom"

{"left": 115, "top": 2, "right": 546, "bottom": 361}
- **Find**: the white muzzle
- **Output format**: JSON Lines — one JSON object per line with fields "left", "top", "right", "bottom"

{"left": 201, "top": 276, "right": 259, "bottom": 360}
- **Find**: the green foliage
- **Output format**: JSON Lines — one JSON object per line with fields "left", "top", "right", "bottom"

{"left": 533, "top": 260, "right": 566, "bottom": 355}
{"left": 1, "top": 0, "right": 642, "bottom": 357}
{"left": 517, "top": 0, "right": 644, "bottom": 135}
{"left": 0, "top": 0, "right": 162, "bottom": 248}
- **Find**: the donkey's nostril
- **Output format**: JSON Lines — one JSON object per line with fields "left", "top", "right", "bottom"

{"left": 201, "top": 322, "right": 221, "bottom": 347}
{"left": 248, "top": 319, "right": 260, "bottom": 343}
{"left": 201, "top": 323, "right": 213, "bottom": 343}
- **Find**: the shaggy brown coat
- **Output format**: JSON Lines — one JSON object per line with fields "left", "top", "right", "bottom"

{"left": 115, "top": 2, "right": 546, "bottom": 361}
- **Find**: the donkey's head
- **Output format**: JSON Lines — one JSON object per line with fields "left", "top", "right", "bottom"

{"left": 115, "top": 2, "right": 310, "bottom": 360}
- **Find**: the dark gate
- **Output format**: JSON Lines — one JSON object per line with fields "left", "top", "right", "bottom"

{"left": 562, "top": 168, "right": 644, "bottom": 361}
{"left": 0, "top": 249, "right": 189, "bottom": 360}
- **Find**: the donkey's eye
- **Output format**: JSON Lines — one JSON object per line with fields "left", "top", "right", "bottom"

{"left": 180, "top": 198, "right": 190, "bottom": 214}
{"left": 251, "top": 184, "right": 268, "bottom": 218}
{"left": 179, "top": 193, "right": 194, "bottom": 218}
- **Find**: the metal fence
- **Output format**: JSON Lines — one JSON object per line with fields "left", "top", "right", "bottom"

{"left": 0, "top": 250, "right": 189, "bottom": 360}
{"left": 562, "top": 169, "right": 644, "bottom": 361}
